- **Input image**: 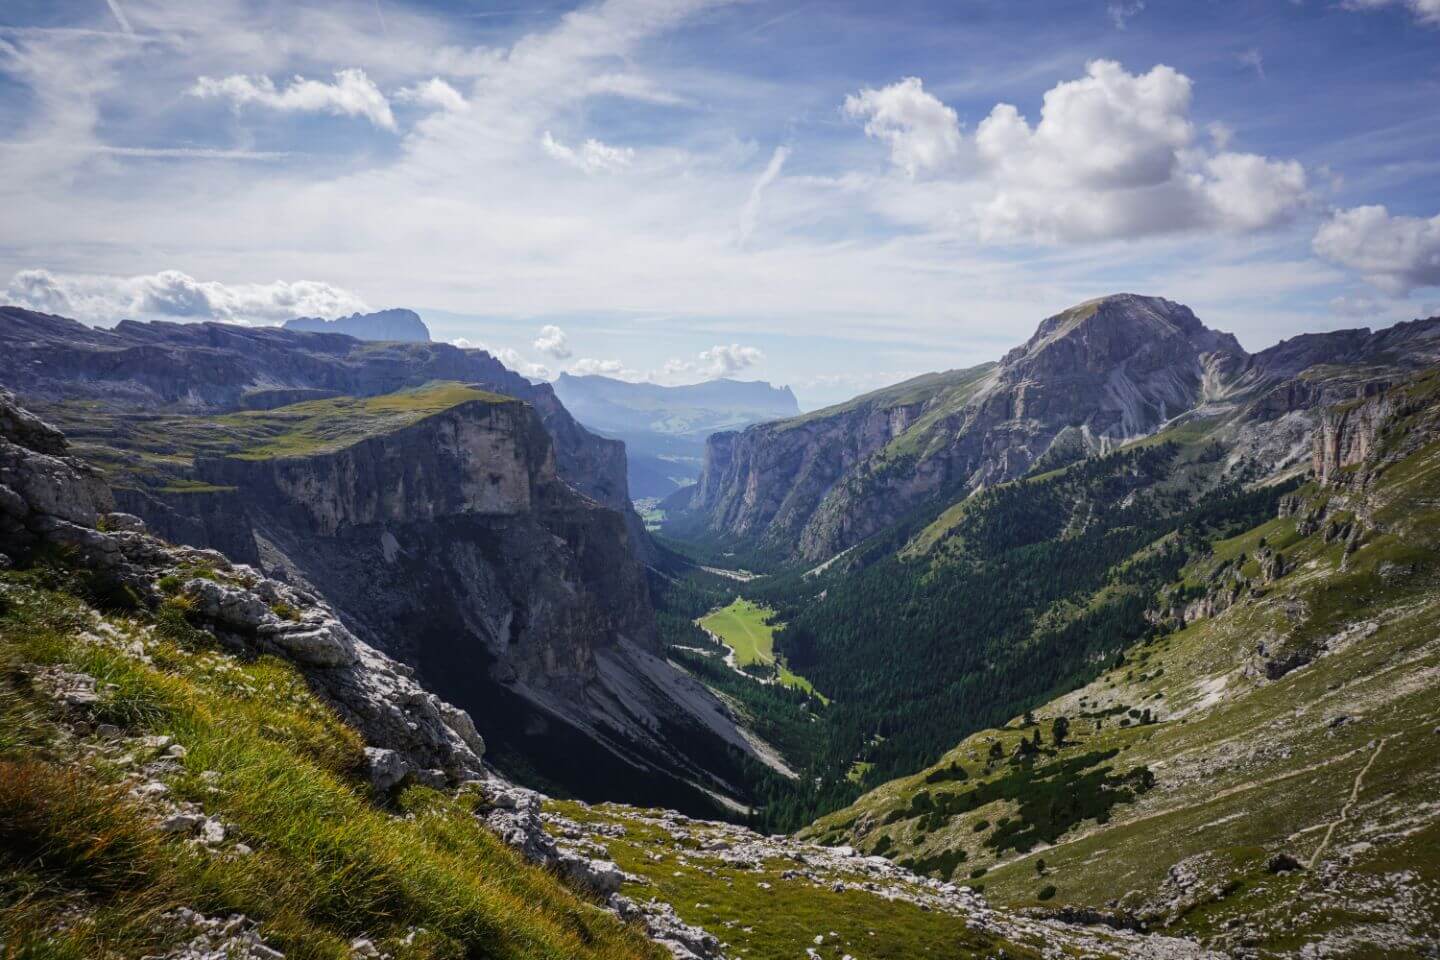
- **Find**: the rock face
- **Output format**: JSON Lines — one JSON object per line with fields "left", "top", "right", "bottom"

{"left": 284, "top": 308, "right": 431, "bottom": 342}
{"left": 0, "top": 388, "right": 486, "bottom": 782}
{"left": 682, "top": 296, "right": 1440, "bottom": 563}
{"left": 1312, "top": 387, "right": 1395, "bottom": 484}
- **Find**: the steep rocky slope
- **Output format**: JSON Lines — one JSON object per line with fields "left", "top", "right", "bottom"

{"left": 677, "top": 295, "right": 1440, "bottom": 563}
{"left": 0, "top": 309, "right": 754, "bottom": 810}
{"left": 802, "top": 370, "right": 1440, "bottom": 957}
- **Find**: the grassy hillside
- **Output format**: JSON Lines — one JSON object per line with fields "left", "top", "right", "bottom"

{"left": 525, "top": 796, "right": 1207, "bottom": 960}
{"left": 35, "top": 381, "right": 508, "bottom": 488}
{"left": 0, "top": 560, "right": 663, "bottom": 960}
{"left": 802, "top": 375, "right": 1440, "bottom": 956}
{"left": 728, "top": 428, "right": 1290, "bottom": 830}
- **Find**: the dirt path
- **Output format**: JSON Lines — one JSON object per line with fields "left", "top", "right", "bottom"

{"left": 1307, "top": 735, "right": 1392, "bottom": 870}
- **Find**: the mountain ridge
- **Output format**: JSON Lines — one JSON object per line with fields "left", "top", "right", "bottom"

{"left": 283, "top": 307, "right": 432, "bottom": 342}
{"left": 674, "top": 295, "right": 1440, "bottom": 563}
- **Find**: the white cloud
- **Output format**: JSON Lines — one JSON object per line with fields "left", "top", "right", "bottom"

{"left": 4, "top": 268, "right": 368, "bottom": 324}
{"left": 738, "top": 146, "right": 790, "bottom": 246}
{"left": 844, "top": 77, "right": 962, "bottom": 178}
{"left": 1107, "top": 1, "right": 1146, "bottom": 29}
{"left": 539, "top": 131, "right": 635, "bottom": 173}
{"left": 533, "top": 323, "right": 573, "bottom": 358}
{"left": 585, "top": 72, "right": 689, "bottom": 105}
{"left": 854, "top": 60, "right": 1309, "bottom": 243}
{"left": 1313, "top": 205, "right": 1440, "bottom": 294}
{"left": 567, "top": 357, "right": 649, "bottom": 380}
{"left": 395, "top": 77, "right": 467, "bottom": 113}
{"left": 190, "top": 68, "right": 396, "bottom": 130}
{"left": 1342, "top": 0, "right": 1440, "bottom": 26}
{"left": 664, "top": 343, "right": 765, "bottom": 380}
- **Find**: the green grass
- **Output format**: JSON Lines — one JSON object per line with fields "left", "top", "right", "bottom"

{"left": 546, "top": 800, "right": 1044, "bottom": 960}
{"left": 223, "top": 381, "right": 510, "bottom": 460}
{"left": 698, "top": 599, "right": 825, "bottom": 700}
{"left": 0, "top": 569, "right": 663, "bottom": 960}
{"left": 35, "top": 381, "right": 511, "bottom": 487}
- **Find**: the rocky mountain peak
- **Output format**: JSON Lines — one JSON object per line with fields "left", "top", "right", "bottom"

{"left": 1003, "top": 294, "right": 1247, "bottom": 372}
{"left": 284, "top": 308, "right": 431, "bottom": 342}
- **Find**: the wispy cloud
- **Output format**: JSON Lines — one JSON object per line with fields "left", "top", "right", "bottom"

{"left": 739, "top": 146, "right": 790, "bottom": 246}
{"left": 103, "top": 0, "right": 134, "bottom": 35}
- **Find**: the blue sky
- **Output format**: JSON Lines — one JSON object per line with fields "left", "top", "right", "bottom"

{"left": 1, "top": 0, "right": 1438, "bottom": 408}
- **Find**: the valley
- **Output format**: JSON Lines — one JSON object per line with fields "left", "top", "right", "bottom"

{"left": 3, "top": 294, "right": 1439, "bottom": 958}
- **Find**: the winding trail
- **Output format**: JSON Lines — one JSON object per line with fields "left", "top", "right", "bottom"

{"left": 1308, "top": 735, "right": 1392, "bottom": 870}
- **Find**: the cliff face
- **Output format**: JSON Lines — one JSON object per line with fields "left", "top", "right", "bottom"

{"left": 97, "top": 389, "right": 764, "bottom": 813}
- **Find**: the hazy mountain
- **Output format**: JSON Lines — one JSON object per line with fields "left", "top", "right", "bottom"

{"left": 284, "top": 307, "right": 431, "bottom": 342}
{"left": 552, "top": 373, "right": 800, "bottom": 498}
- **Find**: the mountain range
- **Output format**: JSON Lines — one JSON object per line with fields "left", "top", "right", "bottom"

{"left": 552, "top": 373, "right": 800, "bottom": 498}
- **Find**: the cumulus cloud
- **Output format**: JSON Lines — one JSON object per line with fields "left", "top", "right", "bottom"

{"left": 395, "top": 77, "right": 467, "bottom": 112}
{"left": 664, "top": 343, "right": 765, "bottom": 380}
{"left": 532, "top": 324, "right": 572, "bottom": 358}
{"left": 190, "top": 68, "right": 396, "bottom": 130}
{"left": 739, "top": 146, "right": 790, "bottom": 246}
{"left": 1313, "top": 205, "right": 1440, "bottom": 294}
{"left": 4, "top": 268, "right": 369, "bottom": 325}
{"left": 1342, "top": 0, "right": 1440, "bottom": 26}
{"left": 540, "top": 131, "right": 635, "bottom": 173}
{"left": 844, "top": 77, "right": 962, "bottom": 178}
{"left": 851, "top": 60, "right": 1309, "bottom": 243}
{"left": 567, "top": 357, "right": 649, "bottom": 381}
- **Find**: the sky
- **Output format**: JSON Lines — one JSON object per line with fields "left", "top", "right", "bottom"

{"left": 1, "top": 0, "right": 1438, "bottom": 409}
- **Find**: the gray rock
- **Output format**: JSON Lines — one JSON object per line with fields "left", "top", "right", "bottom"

{"left": 364, "top": 747, "right": 409, "bottom": 792}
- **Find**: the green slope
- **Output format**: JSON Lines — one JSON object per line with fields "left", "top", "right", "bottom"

{"left": 802, "top": 371, "right": 1440, "bottom": 957}
{"left": 0, "top": 563, "right": 662, "bottom": 960}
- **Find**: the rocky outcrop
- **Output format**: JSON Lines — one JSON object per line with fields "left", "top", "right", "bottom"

{"left": 1313, "top": 389, "right": 1394, "bottom": 484}
{"left": 0, "top": 388, "right": 486, "bottom": 782}
{"left": 284, "top": 308, "right": 431, "bottom": 342}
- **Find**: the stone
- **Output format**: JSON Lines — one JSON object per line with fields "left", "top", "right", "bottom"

{"left": 364, "top": 747, "right": 409, "bottom": 792}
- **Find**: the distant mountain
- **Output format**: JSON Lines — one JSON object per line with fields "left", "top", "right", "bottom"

{"left": 553, "top": 373, "right": 800, "bottom": 498}
{"left": 284, "top": 308, "right": 431, "bottom": 342}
